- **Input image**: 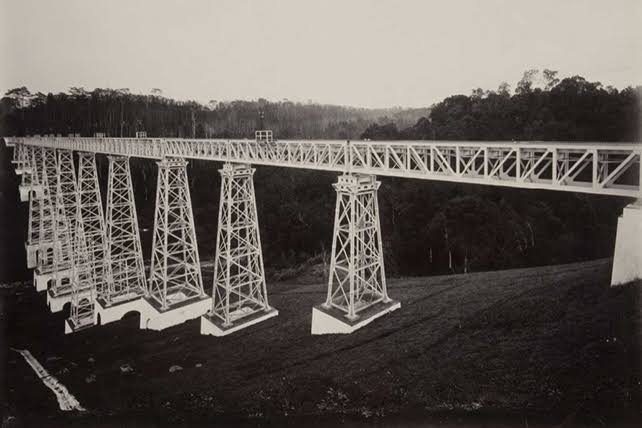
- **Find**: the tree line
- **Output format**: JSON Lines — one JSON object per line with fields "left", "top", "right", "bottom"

{"left": 1, "top": 70, "right": 639, "bottom": 279}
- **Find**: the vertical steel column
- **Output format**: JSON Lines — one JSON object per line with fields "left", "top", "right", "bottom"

{"left": 148, "top": 158, "right": 204, "bottom": 309}
{"left": 67, "top": 153, "right": 107, "bottom": 330}
{"left": 50, "top": 149, "right": 74, "bottom": 296}
{"left": 57, "top": 150, "right": 78, "bottom": 248}
{"left": 102, "top": 156, "right": 146, "bottom": 305}
{"left": 38, "top": 147, "right": 57, "bottom": 269}
{"left": 33, "top": 147, "right": 73, "bottom": 295}
{"left": 13, "top": 143, "right": 29, "bottom": 174}
{"left": 323, "top": 174, "right": 389, "bottom": 320}
{"left": 25, "top": 147, "right": 43, "bottom": 268}
{"left": 209, "top": 163, "right": 271, "bottom": 327}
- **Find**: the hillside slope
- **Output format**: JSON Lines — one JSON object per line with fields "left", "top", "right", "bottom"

{"left": 4, "top": 258, "right": 640, "bottom": 427}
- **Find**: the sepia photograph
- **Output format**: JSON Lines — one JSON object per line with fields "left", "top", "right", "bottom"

{"left": 0, "top": 1, "right": 640, "bottom": 427}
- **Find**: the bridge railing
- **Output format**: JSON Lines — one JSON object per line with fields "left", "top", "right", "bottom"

{"left": 5, "top": 136, "right": 641, "bottom": 197}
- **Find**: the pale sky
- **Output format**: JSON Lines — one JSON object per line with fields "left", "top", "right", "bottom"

{"left": 1, "top": 0, "right": 640, "bottom": 108}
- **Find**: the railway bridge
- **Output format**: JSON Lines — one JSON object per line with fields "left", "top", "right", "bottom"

{"left": 3, "top": 133, "right": 641, "bottom": 336}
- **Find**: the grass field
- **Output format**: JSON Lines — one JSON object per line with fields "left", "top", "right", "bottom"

{"left": 2, "top": 258, "right": 640, "bottom": 427}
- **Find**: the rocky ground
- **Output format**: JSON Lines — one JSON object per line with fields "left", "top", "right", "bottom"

{"left": 1, "top": 258, "right": 640, "bottom": 427}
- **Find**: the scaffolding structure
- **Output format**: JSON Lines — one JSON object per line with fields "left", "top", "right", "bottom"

{"left": 103, "top": 156, "right": 147, "bottom": 305}
{"left": 148, "top": 158, "right": 204, "bottom": 309}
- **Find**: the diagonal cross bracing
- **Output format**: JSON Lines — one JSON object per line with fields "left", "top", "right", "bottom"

{"left": 148, "top": 158, "right": 205, "bottom": 309}
{"left": 35, "top": 148, "right": 73, "bottom": 294}
{"left": 209, "top": 163, "right": 271, "bottom": 326}
{"left": 103, "top": 156, "right": 146, "bottom": 305}
{"left": 323, "top": 174, "right": 390, "bottom": 320}
{"left": 10, "top": 137, "right": 639, "bottom": 197}
{"left": 68, "top": 152, "right": 107, "bottom": 329}
{"left": 27, "top": 147, "right": 44, "bottom": 246}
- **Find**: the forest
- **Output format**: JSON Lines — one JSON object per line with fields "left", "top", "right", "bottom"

{"left": 1, "top": 69, "right": 640, "bottom": 278}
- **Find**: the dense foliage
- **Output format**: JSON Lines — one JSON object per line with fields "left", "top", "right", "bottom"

{"left": 0, "top": 87, "right": 427, "bottom": 139}
{"left": 1, "top": 70, "right": 639, "bottom": 278}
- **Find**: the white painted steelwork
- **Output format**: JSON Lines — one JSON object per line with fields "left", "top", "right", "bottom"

{"left": 25, "top": 147, "right": 44, "bottom": 268}
{"left": 7, "top": 137, "right": 641, "bottom": 197}
{"left": 49, "top": 149, "right": 75, "bottom": 296}
{"left": 103, "top": 156, "right": 147, "bottom": 305}
{"left": 67, "top": 152, "right": 106, "bottom": 331}
{"left": 323, "top": 174, "right": 390, "bottom": 320}
{"left": 148, "top": 158, "right": 205, "bottom": 309}
{"left": 19, "top": 145, "right": 42, "bottom": 202}
{"left": 57, "top": 150, "right": 78, "bottom": 249}
{"left": 208, "top": 163, "right": 272, "bottom": 328}
{"left": 13, "top": 142, "right": 30, "bottom": 174}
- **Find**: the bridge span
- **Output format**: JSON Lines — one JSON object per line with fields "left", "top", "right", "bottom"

{"left": 3, "top": 135, "right": 641, "bottom": 336}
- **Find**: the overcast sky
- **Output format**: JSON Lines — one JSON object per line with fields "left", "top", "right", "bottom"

{"left": 1, "top": 0, "right": 640, "bottom": 108}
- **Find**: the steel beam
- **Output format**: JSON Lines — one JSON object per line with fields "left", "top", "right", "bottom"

{"left": 9, "top": 137, "right": 641, "bottom": 197}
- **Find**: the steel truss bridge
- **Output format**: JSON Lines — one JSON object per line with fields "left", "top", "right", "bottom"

{"left": 4, "top": 135, "right": 641, "bottom": 335}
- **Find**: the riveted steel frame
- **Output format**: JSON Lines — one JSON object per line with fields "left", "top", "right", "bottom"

{"left": 103, "top": 156, "right": 147, "bottom": 305}
{"left": 148, "top": 158, "right": 205, "bottom": 309}
{"left": 68, "top": 152, "right": 107, "bottom": 328}
{"left": 209, "top": 163, "right": 270, "bottom": 326}
{"left": 8, "top": 137, "right": 641, "bottom": 197}
{"left": 323, "top": 174, "right": 389, "bottom": 320}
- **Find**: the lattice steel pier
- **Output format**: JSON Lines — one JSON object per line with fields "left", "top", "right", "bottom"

{"left": 201, "top": 163, "right": 278, "bottom": 336}
{"left": 3, "top": 135, "right": 641, "bottom": 336}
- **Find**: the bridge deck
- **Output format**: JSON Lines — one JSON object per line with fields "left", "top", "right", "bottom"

{"left": 5, "top": 137, "right": 641, "bottom": 197}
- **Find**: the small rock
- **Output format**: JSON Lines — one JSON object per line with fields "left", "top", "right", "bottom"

{"left": 88, "top": 357, "right": 95, "bottom": 363}
{"left": 169, "top": 365, "right": 183, "bottom": 373}
{"left": 120, "top": 363, "right": 134, "bottom": 373}
{"left": 195, "top": 363, "right": 202, "bottom": 368}
{"left": 85, "top": 374, "right": 96, "bottom": 383}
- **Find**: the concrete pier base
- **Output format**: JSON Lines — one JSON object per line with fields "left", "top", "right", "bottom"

{"left": 140, "top": 294, "right": 211, "bottom": 331}
{"left": 311, "top": 300, "right": 401, "bottom": 335}
{"left": 25, "top": 243, "right": 38, "bottom": 269}
{"left": 200, "top": 306, "right": 279, "bottom": 337}
{"left": 33, "top": 267, "right": 70, "bottom": 293}
{"left": 19, "top": 183, "right": 43, "bottom": 202}
{"left": 94, "top": 294, "right": 146, "bottom": 326}
{"left": 64, "top": 317, "right": 94, "bottom": 335}
{"left": 47, "top": 288, "right": 73, "bottom": 313}
{"left": 611, "top": 200, "right": 642, "bottom": 286}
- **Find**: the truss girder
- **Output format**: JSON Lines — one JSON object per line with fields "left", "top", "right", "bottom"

{"left": 209, "top": 163, "right": 270, "bottom": 326}
{"left": 324, "top": 174, "right": 389, "bottom": 320}
{"left": 148, "top": 158, "right": 204, "bottom": 309}
{"left": 69, "top": 152, "right": 107, "bottom": 327}
{"left": 103, "top": 156, "right": 146, "bottom": 305}
{"left": 11, "top": 137, "right": 640, "bottom": 197}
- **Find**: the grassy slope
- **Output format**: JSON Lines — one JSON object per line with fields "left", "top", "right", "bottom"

{"left": 5, "top": 258, "right": 641, "bottom": 427}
